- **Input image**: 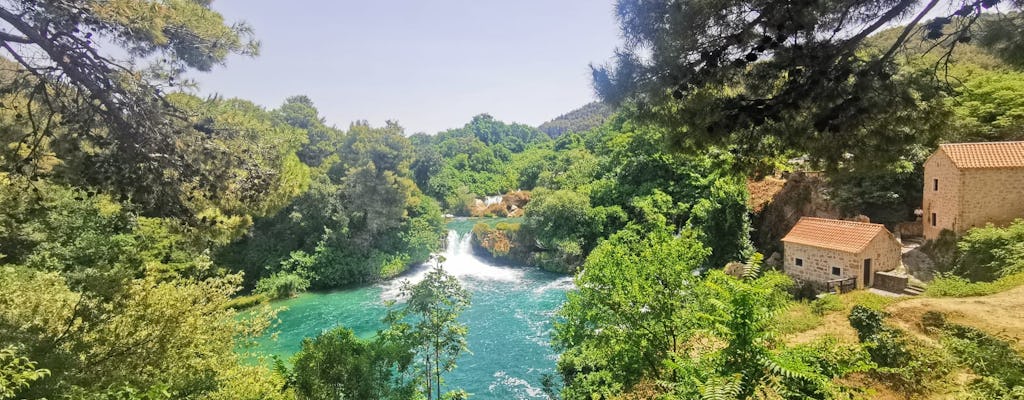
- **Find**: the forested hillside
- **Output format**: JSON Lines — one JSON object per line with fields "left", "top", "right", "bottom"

{"left": 537, "top": 102, "right": 614, "bottom": 138}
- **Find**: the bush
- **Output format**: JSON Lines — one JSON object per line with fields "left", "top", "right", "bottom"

{"left": 848, "top": 305, "right": 953, "bottom": 395}
{"left": 223, "top": 294, "right": 268, "bottom": 310}
{"left": 941, "top": 323, "right": 1024, "bottom": 391}
{"left": 925, "top": 271, "right": 1024, "bottom": 297}
{"left": 952, "top": 220, "right": 1024, "bottom": 282}
{"left": 254, "top": 272, "right": 310, "bottom": 300}
{"left": 810, "top": 294, "right": 843, "bottom": 316}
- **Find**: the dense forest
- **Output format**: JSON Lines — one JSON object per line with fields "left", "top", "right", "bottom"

{"left": 2, "top": 0, "right": 1024, "bottom": 399}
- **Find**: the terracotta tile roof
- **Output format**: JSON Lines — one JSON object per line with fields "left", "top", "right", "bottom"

{"left": 781, "top": 217, "right": 889, "bottom": 253}
{"left": 939, "top": 141, "right": 1024, "bottom": 169}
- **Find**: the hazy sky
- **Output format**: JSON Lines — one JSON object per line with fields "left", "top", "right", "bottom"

{"left": 189, "top": 1, "right": 620, "bottom": 135}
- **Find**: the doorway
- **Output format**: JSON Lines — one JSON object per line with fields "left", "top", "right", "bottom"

{"left": 863, "top": 259, "right": 872, "bottom": 287}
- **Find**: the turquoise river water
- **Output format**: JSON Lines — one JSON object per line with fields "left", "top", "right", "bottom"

{"left": 249, "top": 219, "right": 573, "bottom": 399}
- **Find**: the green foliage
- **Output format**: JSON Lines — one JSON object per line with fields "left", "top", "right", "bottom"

{"left": 254, "top": 272, "right": 310, "bottom": 300}
{"left": 384, "top": 266, "right": 471, "bottom": 400}
{"left": 848, "top": 305, "right": 953, "bottom": 395}
{"left": 290, "top": 327, "right": 400, "bottom": 400}
{"left": 941, "top": 323, "right": 1024, "bottom": 396}
{"left": 555, "top": 224, "right": 710, "bottom": 392}
{"left": 926, "top": 272, "right": 1024, "bottom": 297}
{"left": 810, "top": 295, "right": 844, "bottom": 316}
{"left": 217, "top": 119, "right": 444, "bottom": 290}
{"left": 0, "top": 266, "right": 287, "bottom": 399}
{"left": 537, "top": 102, "right": 614, "bottom": 138}
{"left": 593, "top": 0, "right": 1019, "bottom": 169}
{"left": 0, "top": 0, "right": 262, "bottom": 218}
{"left": 952, "top": 219, "right": 1024, "bottom": 282}
{"left": 0, "top": 346, "right": 48, "bottom": 400}
{"left": 523, "top": 188, "right": 627, "bottom": 272}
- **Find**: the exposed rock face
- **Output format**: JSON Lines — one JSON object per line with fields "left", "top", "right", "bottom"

{"left": 469, "top": 190, "right": 531, "bottom": 217}
{"left": 751, "top": 172, "right": 841, "bottom": 253}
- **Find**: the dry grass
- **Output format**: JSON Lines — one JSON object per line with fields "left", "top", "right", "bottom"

{"left": 784, "top": 290, "right": 907, "bottom": 346}
{"left": 887, "top": 285, "right": 1024, "bottom": 350}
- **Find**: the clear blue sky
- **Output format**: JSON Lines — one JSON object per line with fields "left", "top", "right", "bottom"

{"left": 190, "top": 1, "right": 620, "bottom": 135}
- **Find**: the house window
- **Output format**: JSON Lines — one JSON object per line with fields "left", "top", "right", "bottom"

{"left": 933, "top": 178, "right": 939, "bottom": 191}
{"left": 831, "top": 267, "right": 842, "bottom": 277}
{"left": 931, "top": 212, "right": 937, "bottom": 227}
{"left": 795, "top": 258, "right": 803, "bottom": 267}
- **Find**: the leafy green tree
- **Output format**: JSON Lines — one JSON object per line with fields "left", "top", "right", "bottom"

{"left": 0, "top": 346, "right": 48, "bottom": 400}
{"left": 384, "top": 266, "right": 470, "bottom": 400}
{"left": 274, "top": 96, "right": 344, "bottom": 167}
{"left": 291, "top": 327, "right": 399, "bottom": 400}
{"left": 0, "top": 0, "right": 261, "bottom": 217}
{"left": 523, "top": 188, "right": 627, "bottom": 271}
{"left": 555, "top": 224, "right": 711, "bottom": 396}
{"left": 0, "top": 267, "right": 287, "bottom": 399}
{"left": 593, "top": 0, "right": 1022, "bottom": 166}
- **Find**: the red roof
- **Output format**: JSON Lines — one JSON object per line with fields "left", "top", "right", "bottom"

{"left": 781, "top": 217, "right": 890, "bottom": 253}
{"left": 938, "top": 141, "right": 1024, "bottom": 169}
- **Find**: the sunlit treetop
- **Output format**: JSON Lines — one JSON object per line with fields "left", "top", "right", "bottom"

{"left": 595, "top": 0, "right": 1024, "bottom": 166}
{"left": 0, "top": 0, "right": 259, "bottom": 217}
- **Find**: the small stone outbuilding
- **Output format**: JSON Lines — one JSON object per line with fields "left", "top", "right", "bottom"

{"left": 782, "top": 217, "right": 902, "bottom": 290}
{"left": 922, "top": 141, "right": 1024, "bottom": 241}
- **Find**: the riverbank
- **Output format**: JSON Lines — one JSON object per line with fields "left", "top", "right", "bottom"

{"left": 244, "top": 228, "right": 574, "bottom": 399}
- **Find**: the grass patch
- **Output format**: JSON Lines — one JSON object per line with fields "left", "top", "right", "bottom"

{"left": 925, "top": 272, "right": 1024, "bottom": 298}
{"left": 839, "top": 290, "right": 903, "bottom": 311}
{"left": 777, "top": 301, "right": 822, "bottom": 335}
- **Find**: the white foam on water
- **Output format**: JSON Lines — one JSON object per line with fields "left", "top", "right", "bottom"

{"left": 489, "top": 370, "right": 545, "bottom": 399}
{"left": 483, "top": 195, "right": 503, "bottom": 206}
{"left": 532, "top": 275, "right": 575, "bottom": 294}
{"left": 379, "top": 230, "right": 525, "bottom": 301}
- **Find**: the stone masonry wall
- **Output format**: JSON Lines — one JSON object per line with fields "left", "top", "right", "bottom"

{"left": 923, "top": 151, "right": 962, "bottom": 241}
{"left": 861, "top": 233, "right": 902, "bottom": 286}
{"left": 783, "top": 242, "right": 860, "bottom": 289}
{"left": 783, "top": 233, "right": 901, "bottom": 290}
{"left": 959, "top": 167, "right": 1024, "bottom": 233}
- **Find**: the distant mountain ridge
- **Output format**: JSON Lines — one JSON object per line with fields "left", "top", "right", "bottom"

{"left": 538, "top": 102, "right": 614, "bottom": 138}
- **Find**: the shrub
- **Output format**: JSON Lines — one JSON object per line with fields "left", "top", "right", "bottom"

{"left": 848, "top": 305, "right": 953, "bottom": 395}
{"left": 925, "top": 271, "right": 1024, "bottom": 297}
{"left": 254, "top": 272, "right": 310, "bottom": 300}
{"left": 223, "top": 294, "right": 268, "bottom": 310}
{"left": 953, "top": 219, "right": 1024, "bottom": 282}
{"left": 941, "top": 323, "right": 1024, "bottom": 391}
{"left": 810, "top": 294, "right": 843, "bottom": 316}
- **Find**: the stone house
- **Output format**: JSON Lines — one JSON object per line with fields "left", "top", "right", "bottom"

{"left": 922, "top": 141, "right": 1024, "bottom": 241}
{"left": 782, "top": 217, "right": 902, "bottom": 290}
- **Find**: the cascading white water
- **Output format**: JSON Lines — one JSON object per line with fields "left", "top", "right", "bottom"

{"left": 483, "top": 195, "right": 503, "bottom": 206}
{"left": 379, "top": 230, "right": 525, "bottom": 300}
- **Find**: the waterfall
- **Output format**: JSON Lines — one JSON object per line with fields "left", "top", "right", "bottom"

{"left": 379, "top": 230, "right": 524, "bottom": 300}
{"left": 483, "top": 195, "right": 503, "bottom": 206}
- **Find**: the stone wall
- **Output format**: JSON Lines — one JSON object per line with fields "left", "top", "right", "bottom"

{"left": 959, "top": 167, "right": 1024, "bottom": 232}
{"left": 873, "top": 270, "right": 908, "bottom": 294}
{"left": 783, "top": 232, "right": 901, "bottom": 290}
{"left": 922, "top": 150, "right": 962, "bottom": 241}
{"left": 783, "top": 242, "right": 861, "bottom": 290}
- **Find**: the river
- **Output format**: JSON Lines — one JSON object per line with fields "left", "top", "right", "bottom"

{"left": 248, "top": 221, "right": 573, "bottom": 399}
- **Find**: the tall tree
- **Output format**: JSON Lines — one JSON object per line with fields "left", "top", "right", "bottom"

{"left": 0, "top": 0, "right": 259, "bottom": 217}
{"left": 594, "top": 0, "right": 1023, "bottom": 166}
{"left": 384, "top": 265, "right": 470, "bottom": 400}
